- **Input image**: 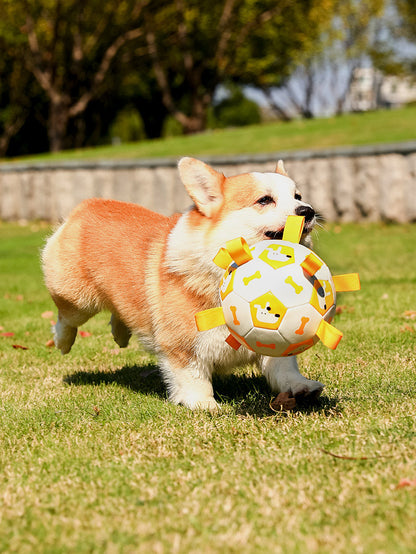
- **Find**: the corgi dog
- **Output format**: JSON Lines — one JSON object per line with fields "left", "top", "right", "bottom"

{"left": 42, "top": 157, "right": 323, "bottom": 410}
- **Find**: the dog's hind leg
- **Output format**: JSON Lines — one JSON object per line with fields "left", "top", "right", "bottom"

{"left": 53, "top": 297, "right": 98, "bottom": 354}
{"left": 110, "top": 314, "right": 132, "bottom": 348}
{"left": 54, "top": 315, "right": 78, "bottom": 354}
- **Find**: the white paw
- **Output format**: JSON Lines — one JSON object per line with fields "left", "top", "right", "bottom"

{"left": 285, "top": 377, "right": 324, "bottom": 399}
{"left": 182, "top": 396, "right": 219, "bottom": 411}
{"left": 53, "top": 322, "right": 76, "bottom": 355}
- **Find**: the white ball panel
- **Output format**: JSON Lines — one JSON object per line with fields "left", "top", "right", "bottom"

{"left": 230, "top": 259, "right": 277, "bottom": 302}
{"left": 221, "top": 290, "right": 254, "bottom": 337}
{"left": 244, "top": 327, "right": 289, "bottom": 357}
{"left": 278, "top": 303, "right": 322, "bottom": 344}
{"left": 268, "top": 263, "right": 315, "bottom": 308}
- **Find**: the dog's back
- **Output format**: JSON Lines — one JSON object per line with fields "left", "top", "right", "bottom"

{"left": 42, "top": 198, "right": 181, "bottom": 350}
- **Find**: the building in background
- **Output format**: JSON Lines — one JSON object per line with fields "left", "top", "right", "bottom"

{"left": 347, "top": 67, "right": 416, "bottom": 111}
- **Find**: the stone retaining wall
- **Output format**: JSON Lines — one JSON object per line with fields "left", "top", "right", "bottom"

{"left": 1, "top": 141, "right": 415, "bottom": 223}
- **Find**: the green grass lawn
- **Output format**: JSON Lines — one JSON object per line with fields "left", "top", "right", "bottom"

{"left": 4, "top": 106, "right": 416, "bottom": 164}
{"left": 0, "top": 221, "right": 416, "bottom": 553}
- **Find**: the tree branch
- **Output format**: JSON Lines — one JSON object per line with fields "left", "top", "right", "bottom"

{"left": 175, "top": 0, "right": 194, "bottom": 74}
{"left": 23, "top": 15, "right": 63, "bottom": 104}
{"left": 68, "top": 26, "right": 143, "bottom": 118}
{"left": 215, "top": 0, "right": 238, "bottom": 66}
{"left": 0, "top": 114, "right": 25, "bottom": 156}
{"left": 260, "top": 87, "right": 293, "bottom": 121}
{"left": 235, "top": 6, "right": 283, "bottom": 52}
{"left": 145, "top": 26, "right": 190, "bottom": 128}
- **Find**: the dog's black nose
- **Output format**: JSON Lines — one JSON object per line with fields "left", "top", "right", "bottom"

{"left": 295, "top": 205, "right": 315, "bottom": 222}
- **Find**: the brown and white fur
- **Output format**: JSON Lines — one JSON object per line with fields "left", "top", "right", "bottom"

{"left": 42, "top": 157, "right": 323, "bottom": 410}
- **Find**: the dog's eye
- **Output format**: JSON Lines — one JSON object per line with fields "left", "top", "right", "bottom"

{"left": 295, "top": 193, "right": 302, "bottom": 200}
{"left": 257, "top": 195, "right": 274, "bottom": 206}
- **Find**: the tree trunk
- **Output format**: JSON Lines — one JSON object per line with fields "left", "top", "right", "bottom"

{"left": 181, "top": 115, "right": 207, "bottom": 135}
{"left": 48, "top": 100, "right": 70, "bottom": 152}
{"left": 261, "top": 87, "right": 293, "bottom": 122}
{"left": 136, "top": 95, "right": 168, "bottom": 139}
{"left": 178, "top": 93, "right": 211, "bottom": 134}
{"left": 0, "top": 115, "right": 25, "bottom": 157}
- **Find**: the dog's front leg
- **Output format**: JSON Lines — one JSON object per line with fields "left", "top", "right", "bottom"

{"left": 159, "top": 355, "right": 218, "bottom": 410}
{"left": 261, "top": 356, "right": 324, "bottom": 400}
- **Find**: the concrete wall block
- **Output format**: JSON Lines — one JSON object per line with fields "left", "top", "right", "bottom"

{"left": 354, "top": 156, "right": 381, "bottom": 221}
{"left": 405, "top": 153, "right": 416, "bottom": 222}
{"left": 72, "top": 169, "right": 95, "bottom": 206}
{"left": 285, "top": 159, "right": 311, "bottom": 200}
{"left": 1, "top": 173, "right": 21, "bottom": 220}
{"left": 330, "top": 157, "right": 357, "bottom": 222}
{"left": 170, "top": 168, "right": 191, "bottom": 214}
{"left": 302, "top": 158, "right": 336, "bottom": 222}
{"left": 153, "top": 167, "right": 177, "bottom": 216}
{"left": 1, "top": 145, "right": 416, "bottom": 223}
{"left": 378, "top": 154, "right": 407, "bottom": 223}
{"left": 130, "top": 167, "right": 156, "bottom": 208}
{"left": 113, "top": 169, "right": 133, "bottom": 202}
{"left": 32, "top": 171, "right": 54, "bottom": 221}
{"left": 93, "top": 169, "right": 114, "bottom": 199}
{"left": 17, "top": 172, "right": 34, "bottom": 220}
{"left": 52, "top": 170, "right": 79, "bottom": 220}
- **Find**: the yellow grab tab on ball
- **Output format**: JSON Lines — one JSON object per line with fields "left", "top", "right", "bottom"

{"left": 225, "top": 237, "right": 253, "bottom": 266}
{"left": 213, "top": 247, "right": 233, "bottom": 269}
{"left": 333, "top": 273, "right": 361, "bottom": 292}
{"left": 301, "top": 252, "right": 323, "bottom": 275}
{"left": 316, "top": 320, "right": 343, "bottom": 350}
{"left": 282, "top": 215, "right": 305, "bottom": 244}
{"left": 195, "top": 307, "right": 226, "bottom": 331}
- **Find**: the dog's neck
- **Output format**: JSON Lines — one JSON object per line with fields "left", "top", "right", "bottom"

{"left": 165, "top": 211, "right": 224, "bottom": 304}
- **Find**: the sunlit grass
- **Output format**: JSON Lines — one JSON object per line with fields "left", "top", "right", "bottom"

{"left": 3, "top": 106, "right": 416, "bottom": 165}
{"left": 0, "top": 221, "right": 415, "bottom": 553}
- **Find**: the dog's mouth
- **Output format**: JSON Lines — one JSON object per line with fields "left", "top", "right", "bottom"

{"left": 264, "top": 221, "right": 314, "bottom": 241}
{"left": 264, "top": 229, "right": 284, "bottom": 240}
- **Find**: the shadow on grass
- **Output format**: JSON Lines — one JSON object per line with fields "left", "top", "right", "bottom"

{"left": 64, "top": 364, "right": 167, "bottom": 399}
{"left": 64, "top": 364, "right": 340, "bottom": 418}
{"left": 213, "top": 374, "right": 341, "bottom": 417}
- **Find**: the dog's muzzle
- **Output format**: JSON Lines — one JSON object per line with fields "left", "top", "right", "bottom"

{"left": 295, "top": 204, "right": 315, "bottom": 223}
{"left": 265, "top": 205, "right": 316, "bottom": 241}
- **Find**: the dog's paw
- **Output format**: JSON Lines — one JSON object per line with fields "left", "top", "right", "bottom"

{"left": 291, "top": 378, "right": 324, "bottom": 401}
{"left": 188, "top": 396, "right": 220, "bottom": 412}
{"left": 53, "top": 322, "right": 76, "bottom": 355}
{"left": 110, "top": 315, "right": 131, "bottom": 348}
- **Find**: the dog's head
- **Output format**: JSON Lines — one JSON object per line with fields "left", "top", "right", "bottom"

{"left": 178, "top": 157, "right": 316, "bottom": 248}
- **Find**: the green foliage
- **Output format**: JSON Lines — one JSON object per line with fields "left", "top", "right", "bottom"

{"left": 0, "top": 0, "right": 340, "bottom": 155}
{"left": 0, "top": 221, "right": 416, "bottom": 552}
{"left": 393, "top": 0, "right": 416, "bottom": 72}
{"left": 212, "top": 86, "right": 261, "bottom": 128}
{"left": 162, "top": 116, "right": 185, "bottom": 138}
{"left": 110, "top": 108, "right": 146, "bottom": 144}
{"left": 0, "top": 0, "right": 147, "bottom": 152}
{"left": 0, "top": 0, "right": 411, "bottom": 156}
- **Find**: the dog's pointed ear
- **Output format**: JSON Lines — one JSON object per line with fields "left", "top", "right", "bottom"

{"left": 275, "top": 160, "right": 289, "bottom": 177}
{"left": 178, "top": 157, "right": 224, "bottom": 217}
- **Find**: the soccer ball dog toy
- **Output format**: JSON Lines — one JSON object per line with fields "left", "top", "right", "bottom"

{"left": 195, "top": 215, "right": 360, "bottom": 357}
